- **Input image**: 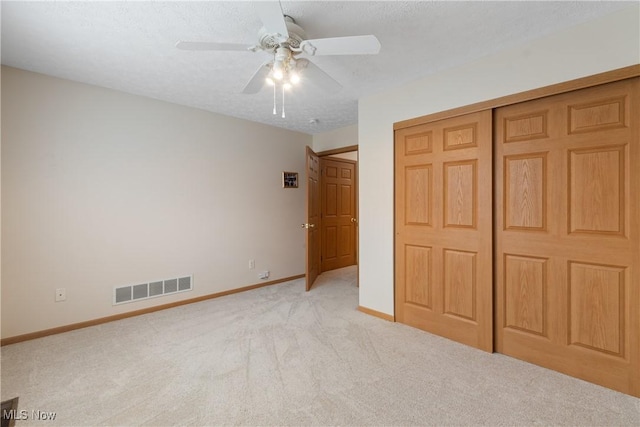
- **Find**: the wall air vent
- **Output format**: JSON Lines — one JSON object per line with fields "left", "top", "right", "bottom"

{"left": 113, "top": 275, "right": 193, "bottom": 305}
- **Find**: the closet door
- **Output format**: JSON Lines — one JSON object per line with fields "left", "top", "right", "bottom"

{"left": 395, "top": 110, "right": 493, "bottom": 352}
{"left": 495, "top": 78, "right": 640, "bottom": 396}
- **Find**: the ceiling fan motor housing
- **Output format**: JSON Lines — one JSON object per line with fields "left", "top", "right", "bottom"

{"left": 258, "top": 16, "right": 306, "bottom": 52}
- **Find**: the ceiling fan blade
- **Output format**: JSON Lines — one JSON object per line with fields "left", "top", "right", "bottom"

{"left": 297, "top": 59, "right": 342, "bottom": 93}
{"left": 299, "top": 35, "right": 381, "bottom": 56}
{"left": 242, "top": 61, "right": 273, "bottom": 94}
{"left": 176, "top": 41, "right": 254, "bottom": 51}
{"left": 255, "top": 1, "right": 289, "bottom": 43}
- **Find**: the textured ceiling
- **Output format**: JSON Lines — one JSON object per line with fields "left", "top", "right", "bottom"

{"left": 1, "top": 1, "right": 633, "bottom": 134}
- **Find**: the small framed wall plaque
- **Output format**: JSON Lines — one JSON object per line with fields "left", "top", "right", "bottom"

{"left": 282, "top": 171, "right": 298, "bottom": 188}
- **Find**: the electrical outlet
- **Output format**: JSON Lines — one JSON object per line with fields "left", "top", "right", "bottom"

{"left": 249, "top": 259, "right": 255, "bottom": 269}
{"left": 258, "top": 271, "right": 270, "bottom": 280}
{"left": 55, "top": 288, "right": 66, "bottom": 302}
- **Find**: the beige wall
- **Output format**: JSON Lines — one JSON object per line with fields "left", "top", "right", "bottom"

{"left": 1, "top": 67, "right": 311, "bottom": 338}
{"left": 327, "top": 152, "right": 358, "bottom": 162}
{"left": 312, "top": 124, "right": 357, "bottom": 153}
{"left": 358, "top": 6, "right": 640, "bottom": 315}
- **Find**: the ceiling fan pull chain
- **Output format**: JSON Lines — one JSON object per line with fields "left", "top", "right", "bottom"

{"left": 272, "top": 84, "right": 277, "bottom": 115}
{"left": 281, "top": 84, "right": 286, "bottom": 119}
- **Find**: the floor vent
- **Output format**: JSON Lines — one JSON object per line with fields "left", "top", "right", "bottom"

{"left": 113, "top": 275, "right": 193, "bottom": 305}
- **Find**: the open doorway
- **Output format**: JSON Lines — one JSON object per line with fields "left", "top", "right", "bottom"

{"left": 304, "top": 145, "right": 359, "bottom": 291}
{"left": 318, "top": 147, "right": 358, "bottom": 275}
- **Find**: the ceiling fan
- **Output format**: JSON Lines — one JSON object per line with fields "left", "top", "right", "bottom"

{"left": 176, "top": 1, "right": 381, "bottom": 98}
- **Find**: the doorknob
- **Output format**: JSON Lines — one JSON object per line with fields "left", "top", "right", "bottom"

{"left": 351, "top": 218, "right": 358, "bottom": 223}
{"left": 301, "top": 223, "right": 316, "bottom": 229}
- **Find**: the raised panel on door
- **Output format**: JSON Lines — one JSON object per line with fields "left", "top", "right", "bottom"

{"left": 405, "top": 165, "right": 432, "bottom": 226}
{"left": 504, "top": 153, "right": 546, "bottom": 231}
{"left": 568, "top": 145, "right": 625, "bottom": 235}
{"left": 404, "top": 245, "right": 433, "bottom": 309}
{"left": 443, "top": 249, "right": 477, "bottom": 321}
{"left": 325, "top": 184, "right": 338, "bottom": 217}
{"left": 495, "top": 77, "right": 639, "bottom": 397}
{"left": 443, "top": 160, "right": 477, "bottom": 228}
{"left": 321, "top": 158, "right": 356, "bottom": 272}
{"left": 395, "top": 110, "right": 493, "bottom": 352}
{"left": 503, "top": 254, "right": 547, "bottom": 337}
{"left": 568, "top": 262, "right": 625, "bottom": 357}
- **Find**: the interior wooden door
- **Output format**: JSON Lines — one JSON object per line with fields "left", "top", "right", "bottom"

{"left": 495, "top": 77, "right": 640, "bottom": 396}
{"left": 395, "top": 110, "right": 493, "bottom": 352}
{"left": 305, "top": 146, "right": 321, "bottom": 291}
{"left": 320, "top": 158, "right": 357, "bottom": 272}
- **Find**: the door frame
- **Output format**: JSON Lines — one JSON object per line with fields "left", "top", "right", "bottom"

{"left": 319, "top": 157, "right": 358, "bottom": 273}
{"left": 316, "top": 145, "right": 359, "bottom": 283}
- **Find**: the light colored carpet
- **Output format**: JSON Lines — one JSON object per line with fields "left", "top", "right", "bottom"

{"left": 1, "top": 266, "right": 639, "bottom": 426}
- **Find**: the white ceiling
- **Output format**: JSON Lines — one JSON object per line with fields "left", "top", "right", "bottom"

{"left": 1, "top": 1, "right": 633, "bottom": 135}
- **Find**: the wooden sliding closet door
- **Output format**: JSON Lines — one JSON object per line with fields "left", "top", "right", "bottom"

{"left": 495, "top": 78, "right": 640, "bottom": 396}
{"left": 395, "top": 110, "right": 493, "bottom": 352}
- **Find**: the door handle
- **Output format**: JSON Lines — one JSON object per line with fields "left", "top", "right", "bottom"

{"left": 351, "top": 218, "right": 358, "bottom": 223}
{"left": 301, "top": 223, "right": 316, "bottom": 229}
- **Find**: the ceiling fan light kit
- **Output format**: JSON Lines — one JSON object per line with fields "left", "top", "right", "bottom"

{"left": 265, "top": 46, "right": 302, "bottom": 118}
{"left": 176, "top": 1, "right": 381, "bottom": 119}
